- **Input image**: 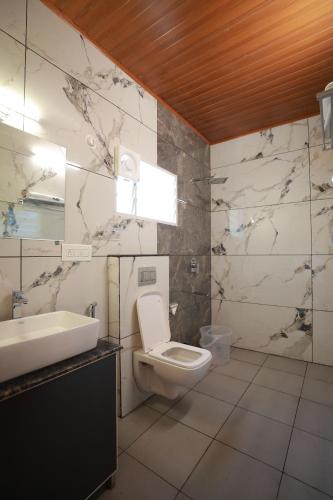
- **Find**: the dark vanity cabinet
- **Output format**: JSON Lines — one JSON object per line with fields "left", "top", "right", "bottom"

{"left": 0, "top": 343, "right": 118, "bottom": 500}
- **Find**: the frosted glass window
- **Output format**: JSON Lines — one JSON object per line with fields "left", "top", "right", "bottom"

{"left": 116, "top": 161, "right": 177, "bottom": 225}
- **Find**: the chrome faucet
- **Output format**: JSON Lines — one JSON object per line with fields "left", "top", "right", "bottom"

{"left": 12, "top": 290, "right": 28, "bottom": 319}
{"left": 87, "top": 302, "right": 97, "bottom": 318}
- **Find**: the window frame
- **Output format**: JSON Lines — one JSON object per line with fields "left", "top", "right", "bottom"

{"left": 116, "top": 160, "right": 178, "bottom": 226}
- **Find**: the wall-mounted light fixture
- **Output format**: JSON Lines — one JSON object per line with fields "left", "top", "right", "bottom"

{"left": 317, "top": 82, "right": 333, "bottom": 150}
{"left": 114, "top": 144, "right": 140, "bottom": 181}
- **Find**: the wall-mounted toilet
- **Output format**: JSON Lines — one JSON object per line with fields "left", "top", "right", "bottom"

{"left": 133, "top": 291, "right": 212, "bottom": 399}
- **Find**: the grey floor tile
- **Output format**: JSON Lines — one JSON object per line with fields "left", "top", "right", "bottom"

{"left": 167, "top": 390, "right": 234, "bottom": 437}
{"left": 295, "top": 398, "right": 333, "bottom": 441}
{"left": 214, "top": 359, "right": 260, "bottom": 382}
{"left": 183, "top": 441, "right": 281, "bottom": 500}
{"left": 264, "top": 355, "right": 307, "bottom": 376}
{"left": 306, "top": 363, "right": 333, "bottom": 384}
{"left": 302, "top": 378, "right": 333, "bottom": 407}
{"left": 231, "top": 347, "right": 268, "bottom": 365}
{"left": 117, "top": 447, "right": 123, "bottom": 456}
{"left": 117, "top": 405, "right": 161, "bottom": 450}
{"left": 127, "top": 415, "right": 211, "bottom": 489}
{"left": 145, "top": 387, "right": 188, "bottom": 414}
{"left": 195, "top": 372, "right": 249, "bottom": 404}
{"left": 278, "top": 474, "right": 331, "bottom": 500}
{"left": 253, "top": 367, "right": 303, "bottom": 397}
{"left": 285, "top": 429, "right": 333, "bottom": 496}
{"left": 99, "top": 453, "right": 177, "bottom": 500}
{"left": 238, "top": 384, "right": 298, "bottom": 425}
{"left": 175, "top": 493, "right": 191, "bottom": 500}
{"left": 216, "top": 407, "right": 292, "bottom": 469}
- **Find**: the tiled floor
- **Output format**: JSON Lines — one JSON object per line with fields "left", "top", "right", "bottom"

{"left": 99, "top": 348, "right": 333, "bottom": 500}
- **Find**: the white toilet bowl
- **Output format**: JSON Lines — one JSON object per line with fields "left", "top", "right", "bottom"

{"left": 133, "top": 291, "right": 212, "bottom": 399}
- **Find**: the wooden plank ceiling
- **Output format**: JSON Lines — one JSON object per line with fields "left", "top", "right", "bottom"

{"left": 43, "top": 0, "right": 333, "bottom": 144}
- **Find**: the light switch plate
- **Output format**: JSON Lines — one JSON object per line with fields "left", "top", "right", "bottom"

{"left": 62, "top": 243, "right": 92, "bottom": 261}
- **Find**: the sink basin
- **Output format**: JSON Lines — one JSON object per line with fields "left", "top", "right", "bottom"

{"left": 0, "top": 311, "right": 99, "bottom": 383}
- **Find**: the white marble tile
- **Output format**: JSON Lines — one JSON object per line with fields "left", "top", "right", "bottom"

{"left": 211, "top": 119, "right": 308, "bottom": 168}
{"left": 108, "top": 257, "right": 120, "bottom": 339}
{"left": 313, "top": 310, "right": 333, "bottom": 366}
{"left": 120, "top": 333, "right": 150, "bottom": 417}
{"left": 21, "top": 239, "right": 62, "bottom": 256}
{"left": 22, "top": 256, "right": 109, "bottom": 337}
{"left": 0, "top": 30, "right": 25, "bottom": 129}
{"left": 310, "top": 146, "right": 333, "bottom": 200}
{"left": 211, "top": 149, "right": 310, "bottom": 210}
{"left": 211, "top": 202, "right": 311, "bottom": 255}
{"left": 311, "top": 199, "right": 333, "bottom": 254}
{"left": 312, "top": 255, "right": 333, "bottom": 311}
{"left": 211, "top": 255, "right": 311, "bottom": 308}
{"left": 0, "top": 257, "right": 20, "bottom": 320}
{"left": 27, "top": 0, "right": 157, "bottom": 131}
{"left": 65, "top": 165, "right": 157, "bottom": 256}
{"left": 24, "top": 50, "right": 157, "bottom": 177}
{"left": 118, "top": 256, "right": 169, "bottom": 338}
{"left": 0, "top": 0, "right": 26, "bottom": 44}
{"left": 308, "top": 115, "right": 323, "bottom": 147}
{"left": 212, "top": 300, "right": 312, "bottom": 361}
{"left": 0, "top": 239, "right": 20, "bottom": 256}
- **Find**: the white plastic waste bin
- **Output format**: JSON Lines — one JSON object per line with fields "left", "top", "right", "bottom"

{"left": 199, "top": 325, "right": 232, "bottom": 366}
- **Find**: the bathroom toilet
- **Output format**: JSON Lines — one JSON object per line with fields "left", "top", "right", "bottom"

{"left": 133, "top": 291, "right": 212, "bottom": 399}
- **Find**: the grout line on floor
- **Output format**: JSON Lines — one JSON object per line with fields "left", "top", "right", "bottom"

{"left": 274, "top": 361, "right": 308, "bottom": 499}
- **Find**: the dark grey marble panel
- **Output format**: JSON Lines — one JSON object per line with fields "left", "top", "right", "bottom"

{"left": 170, "top": 255, "right": 210, "bottom": 309}
{"left": 157, "top": 203, "right": 210, "bottom": 255}
{"left": 170, "top": 299, "right": 211, "bottom": 346}
{"left": 158, "top": 136, "right": 210, "bottom": 211}
{"left": 157, "top": 104, "right": 210, "bottom": 167}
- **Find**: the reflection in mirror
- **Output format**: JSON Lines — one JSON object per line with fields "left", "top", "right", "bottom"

{"left": 0, "top": 122, "right": 66, "bottom": 240}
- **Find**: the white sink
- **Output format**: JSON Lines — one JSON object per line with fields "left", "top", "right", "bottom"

{"left": 0, "top": 311, "right": 99, "bottom": 383}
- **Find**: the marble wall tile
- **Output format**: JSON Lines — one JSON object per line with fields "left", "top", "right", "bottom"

{"left": 24, "top": 50, "right": 157, "bottom": 178}
{"left": 0, "top": 257, "right": 20, "bottom": 320}
{"left": 118, "top": 256, "right": 169, "bottom": 338}
{"left": 211, "top": 202, "right": 311, "bottom": 256}
{"left": 22, "top": 256, "right": 109, "bottom": 337}
{"left": 157, "top": 104, "right": 209, "bottom": 167}
{"left": 211, "top": 255, "right": 311, "bottom": 308}
{"left": 0, "top": 30, "right": 25, "bottom": 129}
{"left": 0, "top": 0, "right": 26, "bottom": 44}
{"left": 308, "top": 115, "right": 323, "bottom": 147}
{"left": 157, "top": 137, "right": 210, "bottom": 211}
{"left": 27, "top": 0, "right": 157, "bottom": 131}
{"left": 0, "top": 239, "right": 20, "bottom": 257}
{"left": 211, "top": 149, "right": 310, "bottom": 211}
{"left": 211, "top": 120, "right": 308, "bottom": 168}
{"left": 119, "top": 333, "right": 150, "bottom": 416}
{"left": 65, "top": 165, "right": 157, "bottom": 256}
{"left": 312, "top": 255, "right": 333, "bottom": 311}
{"left": 313, "top": 310, "right": 333, "bottom": 366}
{"left": 21, "top": 240, "right": 62, "bottom": 257}
{"left": 310, "top": 146, "right": 333, "bottom": 200}
{"left": 158, "top": 203, "right": 210, "bottom": 255}
{"left": 108, "top": 257, "right": 120, "bottom": 339}
{"left": 170, "top": 299, "right": 211, "bottom": 346}
{"left": 311, "top": 199, "right": 333, "bottom": 254}
{"left": 212, "top": 300, "right": 312, "bottom": 361}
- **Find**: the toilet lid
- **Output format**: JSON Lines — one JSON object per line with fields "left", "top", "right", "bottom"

{"left": 137, "top": 291, "right": 171, "bottom": 353}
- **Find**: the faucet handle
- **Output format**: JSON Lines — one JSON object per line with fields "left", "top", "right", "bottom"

{"left": 13, "top": 290, "right": 28, "bottom": 303}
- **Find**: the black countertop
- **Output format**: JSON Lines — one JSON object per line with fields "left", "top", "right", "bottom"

{"left": 0, "top": 339, "right": 120, "bottom": 403}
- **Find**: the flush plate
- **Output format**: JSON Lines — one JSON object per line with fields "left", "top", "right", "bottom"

{"left": 138, "top": 267, "right": 156, "bottom": 286}
{"left": 62, "top": 243, "right": 92, "bottom": 261}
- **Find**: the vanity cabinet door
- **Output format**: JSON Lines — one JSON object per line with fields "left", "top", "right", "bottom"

{"left": 0, "top": 355, "right": 117, "bottom": 500}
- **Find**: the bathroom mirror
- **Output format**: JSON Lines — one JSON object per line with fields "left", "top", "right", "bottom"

{"left": 0, "top": 122, "right": 66, "bottom": 241}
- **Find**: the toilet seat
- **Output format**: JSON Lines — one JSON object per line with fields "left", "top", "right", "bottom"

{"left": 149, "top": 341, "right": 211, "bottom": 369}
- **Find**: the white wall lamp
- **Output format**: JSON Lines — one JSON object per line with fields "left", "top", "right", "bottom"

{"left": 317, "top": 82, "right": 333, "bottom": 150}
